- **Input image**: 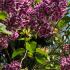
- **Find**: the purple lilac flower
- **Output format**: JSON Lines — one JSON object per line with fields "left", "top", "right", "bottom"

{"left": 35, "top": 0, "right": 67, "bottom": 21}
{"left": 4, "top": 0, "right": 31, "bottom": 30}
{"left": 10, "top": 32, "right": 19, "bottom": 40}
{"left": 29, "top": 3, "right": 53, "bottom": 38}
{"left": 60, "top": 55, "right": 70, "bottom": 70}
{"left": 0, "top": 36, "right": 8, "bottom": 49}
{"left": 0, "top": 0, "right": 33, "bottom": 48}
{"left": 37, "top": 23, "right": 53, "bottom": 38}
{"left": 3, "top": 61, "right": 21, "bottom": 70}
{"left": 29, "top": 0, "right": 67, "bottom": 37}
{"left": 0, "top": 0, "right": 34, "bottom": 30}
{"left": 0, "top": 0, "right": 3, "bottom": 10}
{"left": 0, "top": 0, "right": 68, "bottom": 48}
{"left": 29, "top": 17, "right": 53, "bottom": 38}
{"left": 63, "top": 44, "right": 70, "bottom": 52}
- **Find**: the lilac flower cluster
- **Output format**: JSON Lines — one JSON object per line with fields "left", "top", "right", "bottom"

{"left": 60, "top": 55, "right": 70, "bottom": 70}
{"left": 29, "top": 1, "right": 54, "bottom": 38}
{"left": 29, "top": 0, "right": 67, "bottom": 37}
{"left": 0, "top": 36, "right": 8, "bottom": 49}
{"left": 0, "top": 0, "right": 67, "bottom": 48}
{"left": 60, "top": 44, "right": 70, "bottom": 70}
{"left": 42, "top": 0, "right": 67, "bottom": 21}
{"left": 0, "top": 0, "right": 32, "bottom": 49}
{"left": 3, "top": 61, "right": 21, "bottom": 70}
{"left": 3, "top": 0, "right": 32, "bottom": 30}
{"left": 63, "top": 44, "right": 70, "bottom": 52}
{"left": 29, "top": 13, "right": 53, "bottom": 38}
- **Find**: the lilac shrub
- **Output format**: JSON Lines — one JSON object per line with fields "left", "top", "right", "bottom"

{"left": 0, "top": 0, "right": 67, "bottom": 48}
{"left": 0, "top": 0, "right": 68, "bottom": 69}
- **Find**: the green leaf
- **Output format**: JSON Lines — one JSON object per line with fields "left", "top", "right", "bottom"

{"left": 0, "top": 11, "right": 8, "bottom": 20}
{"left": 28, "top": 52, "right": 33, "bottom": 57}
{"left": 35, "top": 0, "right": 41, "bottom": 4}
{"left": 0, "top": 23, "right": 12, "bottom": 35}
{"left": 2, "top": 30, "right": 12, "bottom": 35}
{"left": 68, "top": 1, "right": 70, "bottom": 7}
{"left": 63, "top": 16, "right": 70, "bottom": 23}
{"left": 19, "top": 38, "right": 25, "bottom": 40}
{"left": 26, "top": 42, "right": 31, "bottom": 52}
{"left": 26, "top": 41, "right": 37, "bottom": 53}
{"left": 0, "top": 23, "right": 6, "bottom": 30}
{"left": 57, "top": 16, "right": 70, "bottom": 28}
{"left": 35, "top": 48, "right": 48, "bottom": 64}
{"left": 36, "top": 48, "right": 47, "bottom": 57}
{"left": 35, "top": 53, "right": 47, "bottom": 64}
{"left": 57, "top": 20, "right": 66, "bottom": 28}
{"left": 12, "top": 48, "right": 25, "bottom": 58}
{"left": 30, "top": 41, "right": 37, "bottom": 52}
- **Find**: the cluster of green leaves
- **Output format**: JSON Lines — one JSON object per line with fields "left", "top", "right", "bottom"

{"left": 12, "top": 40, "right": 48, "bottom": 65}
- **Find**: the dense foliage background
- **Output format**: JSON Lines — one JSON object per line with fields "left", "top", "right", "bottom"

{"left": 0, "top": 0, "right": 70, "bottom": 70}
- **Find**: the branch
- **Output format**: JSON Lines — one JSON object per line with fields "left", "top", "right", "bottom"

{"left": 20, "top": 50, "right": 27, "bottom": 68}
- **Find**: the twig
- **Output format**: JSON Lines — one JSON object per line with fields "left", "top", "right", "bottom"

{"left": 20, "top": 50, "right": 27, "bottom": 68}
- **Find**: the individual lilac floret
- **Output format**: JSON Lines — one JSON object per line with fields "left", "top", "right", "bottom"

{"left": 3, "top": 61, "right": 21, "bottom": 70}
